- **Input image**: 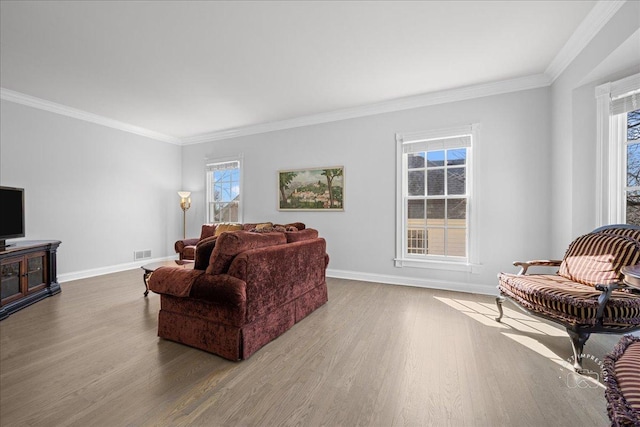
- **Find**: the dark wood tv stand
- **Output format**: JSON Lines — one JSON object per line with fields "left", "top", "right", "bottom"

{"left": 0, "top": 240, "right": 61, "bottom": 320}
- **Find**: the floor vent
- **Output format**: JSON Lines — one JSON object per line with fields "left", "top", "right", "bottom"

{"left": 134, "top": 250, "right": 152, "bottom": 261}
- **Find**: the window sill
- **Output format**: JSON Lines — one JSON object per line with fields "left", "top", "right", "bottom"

{"left": 394, "top": 258, "right": 483, "bottom": 273}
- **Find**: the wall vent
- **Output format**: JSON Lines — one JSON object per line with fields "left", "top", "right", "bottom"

{"left": 134, "top": 250, "right": 152, "bottom": 261}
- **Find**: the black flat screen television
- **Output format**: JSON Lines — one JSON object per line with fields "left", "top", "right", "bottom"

{"left": 0, "top": 186, "right": 25, "bottom": 248}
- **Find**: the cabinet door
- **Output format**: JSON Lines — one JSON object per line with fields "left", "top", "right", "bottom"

{"left": 1, "top": 257, "right": 23, "bottom": 304}
{"left": 26, "top": 252, "right": 47, "bottom": 292}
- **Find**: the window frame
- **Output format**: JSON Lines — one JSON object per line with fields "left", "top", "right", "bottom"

{"left": 395, "top": 124, "right": 480, "bottom": 272}
{"left": 596, "top": 73, "right": 640, "bottom": 226}
{"left": 205, "top": 154, "right": 244, "bottom": 224}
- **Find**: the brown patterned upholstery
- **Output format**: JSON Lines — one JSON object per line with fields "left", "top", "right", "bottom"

{"left": 498, "top": 273, "right": 640, "bottom": 327}
{"left": 598, "top": 227, "right": 640, "bottom": 242}
{"left": 496, "top": 225, "right": 640, "bottom": 372}
{"left": 604, "top": 335, "right": 640, "bottom": 426}
{"left": 557, "top": 233, "right": 640, "bottom": 287}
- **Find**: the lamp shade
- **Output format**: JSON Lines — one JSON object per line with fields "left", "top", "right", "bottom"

{"left": 177, "top": 191, "right": 191, "bottom": 198}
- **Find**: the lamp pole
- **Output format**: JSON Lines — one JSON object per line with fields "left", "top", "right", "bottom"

{"left": 178, "top": 191, "right": 191, "bottom": 239}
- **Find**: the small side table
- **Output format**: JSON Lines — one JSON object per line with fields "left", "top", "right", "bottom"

{"left": 140, "top": 260, "right": 194, "bottom": 296}
{"left": 621, "top": 264, "right": 640, "bottom": 291}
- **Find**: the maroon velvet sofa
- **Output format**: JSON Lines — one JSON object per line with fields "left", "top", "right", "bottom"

{"left": 149, "top": 228, "right": 329, "bottom": 360}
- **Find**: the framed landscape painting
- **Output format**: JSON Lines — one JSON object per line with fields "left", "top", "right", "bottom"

{"left": 278, "top": 166, "right": 344, "bottom": 211}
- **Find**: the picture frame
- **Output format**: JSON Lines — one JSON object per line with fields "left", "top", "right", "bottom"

{"left": 278, "top": 166, "right": 344, "bottom": 211}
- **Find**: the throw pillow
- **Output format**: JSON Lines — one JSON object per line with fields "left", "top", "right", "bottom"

{"left": 199, "top": 224, "right": 217, "bottom": 240}
{"left": 249, "top": 225, "right": 287, "bottom": 233}
{"left": 206, "top": 231, "right": 287, "bottom": 275}
{"left": 596, "top": 227, "right": 640, "bottom": 243}
{"left": 558, "top": 232, "right": 640, "bottom": 287}
{"left": 285, "top": 228, "right": 319, "bottom": 243}
{"left": 194, "top": 236, "right": 218, "bottom": 270}
{"left": 214, "top": 223, "right": 243, "bottom": 236}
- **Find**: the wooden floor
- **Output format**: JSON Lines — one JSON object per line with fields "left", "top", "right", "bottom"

{"left": 0, "top": 269, "right": 631, "bottom": 426}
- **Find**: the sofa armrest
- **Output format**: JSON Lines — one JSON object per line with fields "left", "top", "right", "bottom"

{"left": 149, "top": 267, "right": 205, "bottom": 297}
{"left": 175, "top": 238, "right": 200, "bottom": 253}
{"left": 514, "top": 259, "right": 562, "bottom": 275}
{"left": 190, "top": 273, "right": 247, "bottom": 308}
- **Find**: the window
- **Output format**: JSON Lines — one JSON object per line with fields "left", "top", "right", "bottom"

{"left": 395, "top": 124, "right": 479, "bottom": 271}
{"left": 206, "top": 156, "right": 243, "bottom": 223}
{"left": 625, "top": 109, "right": 640, "bottom": 224}
{"left": 596, "top": 73, "right": 640, "bottom": 226}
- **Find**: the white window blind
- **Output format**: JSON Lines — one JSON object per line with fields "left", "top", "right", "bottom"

{"left": 402, "top": 135, "right": 472, "bottom": 153}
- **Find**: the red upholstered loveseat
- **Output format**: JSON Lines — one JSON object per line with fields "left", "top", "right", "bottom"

{"left": 149, "top": 228, "right": 329, "bottom": 360}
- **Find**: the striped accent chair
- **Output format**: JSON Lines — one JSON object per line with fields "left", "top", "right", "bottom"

{"left": 603, "top": 335, "right": 640, "bottom": 426}
{"left": 497, "top": 225, "right": 640, "bottom": 371}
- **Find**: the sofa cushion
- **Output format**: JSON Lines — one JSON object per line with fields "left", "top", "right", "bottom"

{"left": 604, "top": 335, "right": 640, "bottom": 425}
{"left": 497, "top": 272, "right": 640, "bottom": 327}
{"left": 285, "top": 228, "right": 319, "bottom": 243}
{"left": 199, "top": 224, "right": 217, "bottom": 240}
{"left": 249, "top": 225, "right": 286, "bottom": 233}
{"left": 206, "top": 231, "right": 287, "bottom": 275}
{"left": 214, "top": 223, "right": 243, "bottom": 236}
{"left": 557, "top": 233, "right": 640, "bottom": 287}
{"left": 285, "top": 222, "right": 305, "bottom": 230}
{"left": 614, "top": 341, "right": 640, "bottom": 411}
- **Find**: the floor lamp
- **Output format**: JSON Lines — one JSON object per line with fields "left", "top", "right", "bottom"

{"left": 178, "top": 191, "right": 191, "bottom": 239}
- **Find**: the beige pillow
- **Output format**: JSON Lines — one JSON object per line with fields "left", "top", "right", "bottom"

{"left": 214, "top": 223, "right": 243, "bottom": 236}
{"left": 255, "top": 222, "right": 273, "bottom": 230}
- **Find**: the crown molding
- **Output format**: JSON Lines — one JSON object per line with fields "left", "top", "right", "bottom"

{"left": 2, "top": 73, "right": 550, "bottom": 147}
{"left": 1, "top": 2, "right": 621, "bottom": 146}
{"left": 0, "top": 88, "right": 182, "bottom": 145}
{"left": 545, "top": 0, "right": 627, "bottom": 82}
{"left": 182, "top": 73, "right": 551, "bottom": 145}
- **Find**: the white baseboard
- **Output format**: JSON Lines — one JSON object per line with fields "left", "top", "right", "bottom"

{"left": 58, "top": 261, "right": 495, "bottom": 297}
{"left": 326, "top": 268, "right": 496, "bottom": 296}
{"left": 58, "top": 256, "right": 177, "bottom": 283}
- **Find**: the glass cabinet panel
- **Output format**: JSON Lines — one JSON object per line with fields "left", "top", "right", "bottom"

{"left": 1, "top": 260, "right": 22, "bottom": 300}
{"left": 27, "top": 255, "right": 45, "bottom": 289}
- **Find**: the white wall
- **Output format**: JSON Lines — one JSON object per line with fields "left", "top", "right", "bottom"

{"left": 182, "top": 87, "right": 551, "bottom": 295}
{"left": 550, "top": 0, "right": 640, "bottom": 255}
{"left": 0, "top": 100, "right": 183, "bottom": 280}
{"left": 3, "top": 1, "right": 634, "bottom": 293}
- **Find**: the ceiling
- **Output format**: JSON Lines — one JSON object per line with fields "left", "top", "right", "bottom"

{"left": 0, "top": 1, "right": 605, "bottom": 143}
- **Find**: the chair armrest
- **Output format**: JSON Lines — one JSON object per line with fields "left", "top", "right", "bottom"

{"left": 513, "top": 260, "right": 562, "bottom": 275}
{"left": 594, "top": 282, "right": 620, "bottom": 325}
{"left": 174, "top": 238, "right": 200, "bottom": 253}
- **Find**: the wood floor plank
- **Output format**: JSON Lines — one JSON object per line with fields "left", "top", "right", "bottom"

{"left": 0, "top": 269, "right": 627, "bottom": 426}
